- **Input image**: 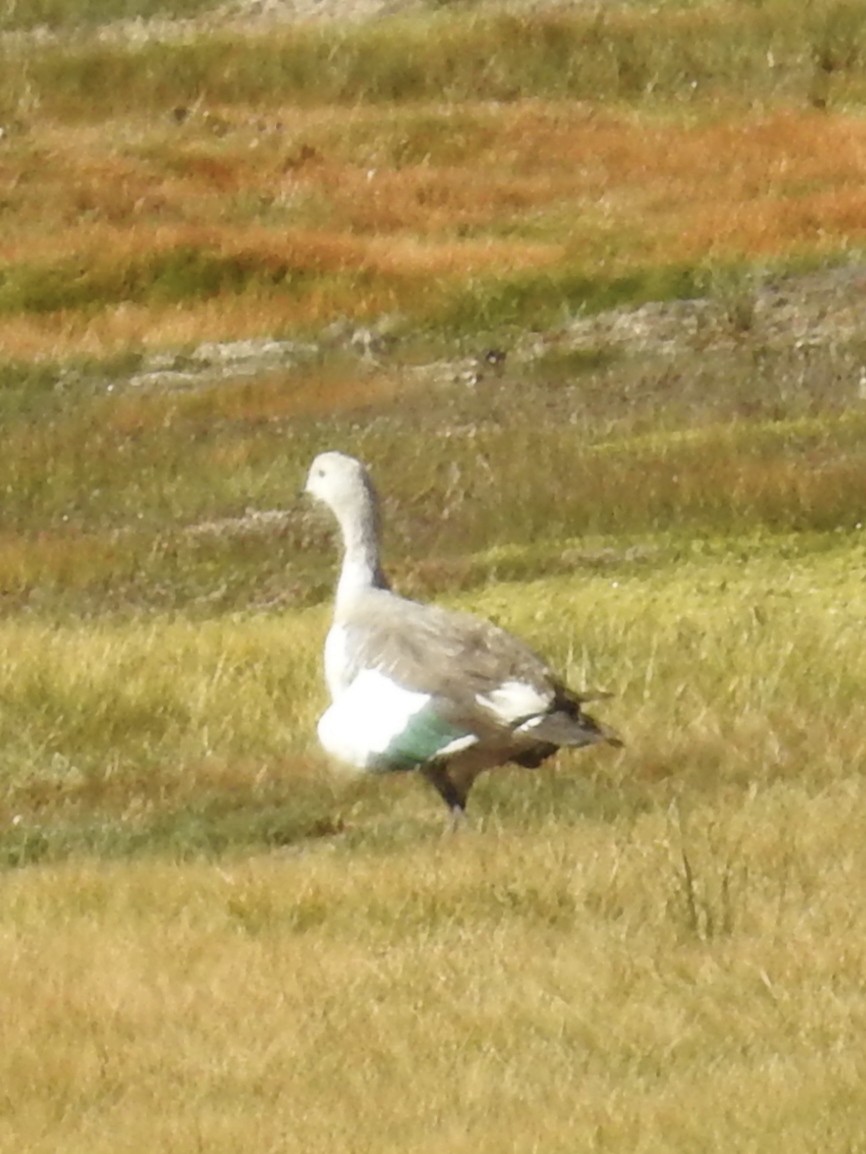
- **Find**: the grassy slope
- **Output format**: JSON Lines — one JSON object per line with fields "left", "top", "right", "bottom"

{"left": 1, "top": 2, "right": 866, "bottom": 359}
{"left": 3, "top": 1, "right": 866, "bottom": 1150}
{"left": 3, "top": 540, "right": 866, "bottom": 1150}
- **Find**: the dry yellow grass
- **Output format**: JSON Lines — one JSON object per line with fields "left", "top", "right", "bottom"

{"left": 3, "top": 784, "right": 866, "bottom": 1154}
{"left": 0, "top": 474, "right": 864, "bottom": 1150}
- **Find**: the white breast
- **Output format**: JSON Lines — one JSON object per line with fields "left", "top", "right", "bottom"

{"left": 317, "top": 669, "right": 431, "bottom": 772}
{"left": 323, "top": 624, "right": 350, "bottom": 699}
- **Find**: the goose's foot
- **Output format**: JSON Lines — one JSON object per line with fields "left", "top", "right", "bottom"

{"left": 446, "top": 804, "right": 467, "bottom": 835}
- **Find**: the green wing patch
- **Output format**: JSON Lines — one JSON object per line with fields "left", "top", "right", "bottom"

{"left": 372, "top": 704, "right": 471, "bottom": 773}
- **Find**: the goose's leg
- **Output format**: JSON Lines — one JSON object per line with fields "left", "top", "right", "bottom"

{"left": 448, "top": 804, "right": 466, "bottom": 835}
{"left": 420, "top": 752, "right": 496, "bottom": 832}
{"left": 419, "top": 764, "right": 467, "bottom": 832}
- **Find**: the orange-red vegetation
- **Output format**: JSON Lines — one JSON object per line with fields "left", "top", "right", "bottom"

{"left": 4, "top": 104, "right": 866, "bottom": 358}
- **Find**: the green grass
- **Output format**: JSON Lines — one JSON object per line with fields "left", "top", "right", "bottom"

{"left": 431, "top": 263, "right": 711, "bottom": 336}
{"left": 4, "top": 2, "right": 866, "bottom": 119}
{"left": 0, "top": 0, "right": 219, "bottom": 32}
{"left": 0, "top": 534, "right": 864, "bottom": 866}
{"left": 0, "top": 252, "right": 742, "bottom": 333}
{"left": 0, "top": 792, "right": 340, "bottom": 869}
{"left": 0, "top": 246, "right": 365, "bottom": 315}
{"left": 0, "top": 325, "right": 860, "bottom": 617}
{"left": 0, "top": 232, "right": 834, "bottom": 344}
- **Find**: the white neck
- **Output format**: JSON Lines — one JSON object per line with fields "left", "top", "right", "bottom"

{"left": 332, "top": 489, "right": 388, "bottom": 614}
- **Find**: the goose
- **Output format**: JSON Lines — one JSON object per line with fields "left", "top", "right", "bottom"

{"left": 305, "top": 451, "right": 622, "bottom": 824}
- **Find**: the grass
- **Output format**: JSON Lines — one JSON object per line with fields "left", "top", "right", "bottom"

{"left": 3, "top": 0, "right": 866, "bottom": 1148}
{"left": 3, "top": 774, "right": 866, "bottom": 1151}
{"left": 2, "top": 541, "right": 866, "bottom": 1151}
{"left": 0, "top": 349, "right": 860, "bottom": 615}
{"left": 4, "top": 99, "right": 866, "bottom": 358}
{"left": 2, "top": 536, "right": 865, "bottom": 847}
{"left": 0, "top": 0, "right": 218, "bottom": 31}
{"left": 4, "top": 2, "right": 866, "bottom": 114}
